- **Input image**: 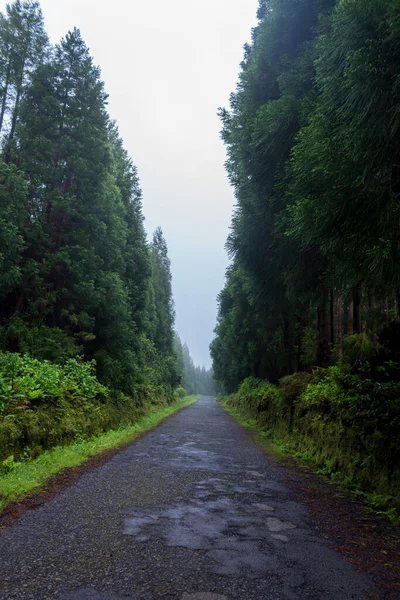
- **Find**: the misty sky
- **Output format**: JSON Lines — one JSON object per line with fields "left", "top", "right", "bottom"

{"left": 1, "top": 0, "right": 258, "bottom": 368}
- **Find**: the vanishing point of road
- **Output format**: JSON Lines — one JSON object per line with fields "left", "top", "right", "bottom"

{"left": 0, "top": 397, "right": 393, "bottom": 599}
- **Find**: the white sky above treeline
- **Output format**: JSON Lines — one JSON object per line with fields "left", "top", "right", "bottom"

{"left": 0, "top": 0, "right": 258, "bottom": 368}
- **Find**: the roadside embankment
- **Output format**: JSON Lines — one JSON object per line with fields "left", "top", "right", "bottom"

{"left": 0, "top": 351, "right": 200, "bottom": 510}
{"left": 0, "top": 394, "right": 199, "bottom": 512}
{"left": 223, "top": 368, "right": 400, "bottom": 521}
{"left": 0, "top": 352, "right": 182, "bottom": 462}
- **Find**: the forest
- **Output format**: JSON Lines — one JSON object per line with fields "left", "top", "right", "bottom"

{"left": 211, "top": 0, "right": 400, "bottom": 514}
{"left": 0, "top": 0, "right": 214, "bottom": 467}
{"left": 211, "top": 0, "right": 400, "bottom": 389}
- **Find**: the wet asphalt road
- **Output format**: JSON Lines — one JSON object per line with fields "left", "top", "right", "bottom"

{"left": 0, "top": 396, "right": 378, "bottom": 600}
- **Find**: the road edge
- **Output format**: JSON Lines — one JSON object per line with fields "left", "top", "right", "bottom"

{"left": 0, "top": 395, "right": 201, "bottom": 529}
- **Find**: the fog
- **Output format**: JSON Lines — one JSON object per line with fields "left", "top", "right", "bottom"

{"left": 1, "top": 0, "right": 258, "bottom": 367}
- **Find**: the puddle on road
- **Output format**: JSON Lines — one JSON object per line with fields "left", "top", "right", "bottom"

{"left": 271, "top": 534, "right": 289, "bottom": 542}
{"left": 266, "top": 517, "right": 296, "bottom": 533}
{"left": 246, "top": 470, "right": 264, "bottom": 478}
{"left": 124, "top": 477, "right": 296, "bottom": 578}
{"left": 252, "top": 503, "right": 274, "bottom": 511}
{"left": 130, "top": 438, "right": 273, "bottom": 478}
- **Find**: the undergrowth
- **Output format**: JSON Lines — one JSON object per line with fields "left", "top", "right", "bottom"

{"left": 222, "top": 368, "right": 400, "bottom": 524}
{"left": 0, "top": 352, "right": 183, "bottom": 462}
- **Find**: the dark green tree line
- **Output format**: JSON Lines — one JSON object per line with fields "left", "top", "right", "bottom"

{"left": 0, "top": 1, "right": 179, "bottom": 395}
{"left": 211, "top": 0, "right": 400, "bottom": 392}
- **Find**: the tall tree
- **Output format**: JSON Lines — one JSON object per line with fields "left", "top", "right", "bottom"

{"left": 150, "top": 227, "right": 175, "bottom": 354}
{"left": 0, "top": 1, "right": 182, "bottom": 398}
{"left": 212, "top": 0, "right": 400, "bottom": 391}
{"left": 0, "top": 0, "right": 47, "bottom": 158}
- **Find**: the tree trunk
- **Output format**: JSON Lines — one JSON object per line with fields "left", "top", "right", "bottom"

{"left": 337, "top": 296, "right": 343, "bottom": 358}
{"left": 346, "top": 301, "right": 354, "bottom": 335}
{"left": 317, "top": 291, "right": 331, "bottom": 365}
{"left": 47, "top": 102, "right": 67, "bottom": 224}
{"left": 383, "top": 297, "right": 389, "bottom": 327}
{"left": 13, "top": 273, "right": 30, "bottom": 315}
{"left": 4, "top": 55, "right": 26, "bottom": 163}
{"left": 296, "top": 311, "right": 305, "bottom": 371}
{"left": 330, "top": 288, "right": 335, "bottom": 348}
{"left": 4, "top": 86, "right": 21, "bottom": 164}
{"left": 8, "top": 86, "right": 21, "bottom": 141}
{"left": 368, "top": 290, "right": 375, "bottom": 309}
{"left": 353, "top": 288, "right": 362, "bottom": 333}
{"left": 0, "top": 59, "right": 11, "bottom": 134}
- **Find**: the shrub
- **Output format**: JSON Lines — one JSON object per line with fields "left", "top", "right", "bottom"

{"left": 229, "top": 377, "right": 279, "bottom": 413}
{"left": 0, "top": 352, "right": 176, "bottom": 462}
{"left": 279, "top": 372, "right": 312, "bottom": 406}
{"left": 225, "top": 364, "right": 400, "bottom": 511}
{"left": 342, "top": 333, "right": 376, "bottom": 365}
{"left": 175, "top": 386, "right": 187, "bottom": 398}
{"left": 1, "top": 455, "right": 21, "bottom": 475}
{"left": 300, "top": 363, "right": 400, "bottom": 434}
{"left": 0, "top": 353, "right": 107, "bottom": 415}
{"left": 300, "top": 326, "right": 318, "bottom": 366}
{"left": 300, "top": 368, "right": 349, "bottom": 409}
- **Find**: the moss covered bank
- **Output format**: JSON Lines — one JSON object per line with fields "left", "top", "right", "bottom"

{"left": 223, "top": 369, "right": 400, "bottom": 521}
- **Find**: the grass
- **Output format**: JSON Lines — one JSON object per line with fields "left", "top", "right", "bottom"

{"left": 0, "top": 395, "right": 200, "bottom": 512}
{"left": 222, "top": 402, "right": 289, "bottom": 456}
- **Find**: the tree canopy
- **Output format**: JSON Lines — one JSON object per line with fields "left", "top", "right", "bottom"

{"left": 211, "top": 0, "right": 400, "bottom": 392}
{"left": 0, "top": 1, "right": 186, "bottom": 396}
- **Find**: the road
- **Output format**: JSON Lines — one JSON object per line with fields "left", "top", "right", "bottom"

{"left": 0, "top": 397, "right": 384, "bottom": 599}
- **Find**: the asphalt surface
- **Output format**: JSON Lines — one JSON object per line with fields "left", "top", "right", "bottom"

{"left": 0, "top": 396, "right": 379, "bottom": 600}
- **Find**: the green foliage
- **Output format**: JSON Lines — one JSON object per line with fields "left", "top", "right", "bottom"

{"left": 0, "top": 352, "right": 106, "bottom": 414}
{"left": 302, "top": 364, "right": 400, "bottom": 435}
{"left": 212, "top": 0, "right": 400, "bottom": 398}
{"left": 223, "top": 366, "right": 400, "bottom": 520}
{"left": 149, "top": 227, "right": 175, "bottom": 357}
{"left": 0, "top": 395, "right": 200, "bottom": 512}
{"left": 0, "top": 350, "right": 183, "bottom": 463}
{"left": 175, "top": 386, "right": 187, "bottom": 399}
{"left": 1, "top": 455, "right": 21, "bottom": 475}
{"left": 235, "top": 377, "right": 280, "bottom": 413}
{"left": 0, "top": 2, "right": 179, "bottom": 404}
{"left": 300, "top": 327, "right": 318, "bottom": 366}
{"left": 0, "top": 164, "right": 27, "bottom": 296}
{"left": 341, "top": 334, "right": 376, "bottom": 365}
{"left": 300, "top": 367, "right": 349, "bottom": 407}
{"left": 279, "top": 372, "right": 312, "bottom": 406}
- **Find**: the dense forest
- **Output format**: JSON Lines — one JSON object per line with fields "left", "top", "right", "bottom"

{"left": 211, "top": 0, "right": 400, "bottom": 514}
{"left": 211, "top": 0, "right": 400, "bottom": 391}
{"left": 0, "top": 0, "right": 212, "bottom": 408}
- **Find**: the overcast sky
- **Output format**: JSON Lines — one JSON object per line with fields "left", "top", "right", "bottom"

{"left": 1, "top": 0, "right": 258, "bottom": 368}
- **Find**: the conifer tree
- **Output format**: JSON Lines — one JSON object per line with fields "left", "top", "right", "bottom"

{"left": 150, "top": 227, "right": 175, "bottom": 355}
{"left": 212, "top": 0, "right": 400, "bottom": 390}
{"left": 0, "top": 1, "right": 47, "bottom": 155}
{"left": 0, "top": 1, "right": 181, "bottom": 396}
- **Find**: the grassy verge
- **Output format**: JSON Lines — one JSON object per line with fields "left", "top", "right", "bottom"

{"left": 222, "top": 400, "right": 400, "bottom": 524}
{"left": 223, "top": 403, "right": 289, "bottom": 456}
{"left": 0, "top": 395, "right": 200, "bottom": 512}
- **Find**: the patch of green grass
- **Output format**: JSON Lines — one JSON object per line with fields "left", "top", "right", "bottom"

{"left": 223, "top": 402, "right": 290, "bottom": 456}
{"left": 0, "top": 395, "right": 200, "bottom": 511}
